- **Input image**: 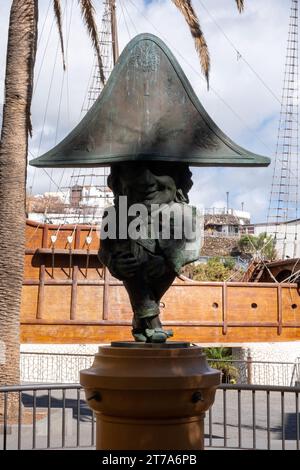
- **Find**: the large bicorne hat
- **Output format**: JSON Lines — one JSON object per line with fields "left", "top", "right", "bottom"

{"left": 30, "top": 33, "right": 270, "bottom": 168}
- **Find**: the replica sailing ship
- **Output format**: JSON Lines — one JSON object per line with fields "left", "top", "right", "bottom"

{"left": 21, "top": 0, "right": 300, "bottom": 344}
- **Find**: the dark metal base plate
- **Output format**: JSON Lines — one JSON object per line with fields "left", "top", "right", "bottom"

{"left": 110, "top": 341, "right": 191, "bottom": 349}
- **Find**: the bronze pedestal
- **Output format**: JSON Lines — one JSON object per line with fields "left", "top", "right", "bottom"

{"left": 80, "top": 343, "right": 220, "bottom": 450}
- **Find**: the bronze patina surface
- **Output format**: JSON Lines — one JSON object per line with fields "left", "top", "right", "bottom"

{"left": 99, "top": 160, "right": 202, "bottom": 343}
{"left": 30, "top": 34, "right": 270, "bottom": 343}
{"left": 30, "top": 33, "right": 270, "bottom": 169}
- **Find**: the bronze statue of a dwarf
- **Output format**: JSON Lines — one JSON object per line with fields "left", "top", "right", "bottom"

{"left": 30, "top": 34, "right": 270, "bottom": 343}
{"left": 99, "top": 162, "right": 202, "bottom": 342}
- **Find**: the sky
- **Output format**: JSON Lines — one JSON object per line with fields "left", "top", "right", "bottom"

{"left": 0, "top": 0, "right": 294, "bottom": 222}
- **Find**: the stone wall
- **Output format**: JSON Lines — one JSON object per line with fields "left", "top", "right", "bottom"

{"left": 201, "top": 236, "right": 239, "bottom": 257}
{"left": 204, "top": 214, "right": 249, "bottom": 226}
{"left": 20, "top": 344, "right": 98, "bottom": 383}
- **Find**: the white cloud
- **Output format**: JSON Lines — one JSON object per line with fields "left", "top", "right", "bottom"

{"left": 0, "top": 1, "right": 294, "bottom": 222}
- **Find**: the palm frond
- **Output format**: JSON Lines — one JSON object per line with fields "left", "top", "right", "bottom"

{"left": 235, "top": 0, "right": 245, "bottom": 13}
{"left": 78, "top": 0, "right": 105, "bottom": 84}
{"left": 53, "top": 0, "right": 66, "bottom": 70}
{"left": 171, "top": 0, "right": 210, "bottom": 87}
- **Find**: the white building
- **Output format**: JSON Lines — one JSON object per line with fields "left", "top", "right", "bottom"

{"left": 28, "top": 185, "right": 113, "bottom": 225}
{"left": 242, "top": 219, "right": 300, "bottom": 258}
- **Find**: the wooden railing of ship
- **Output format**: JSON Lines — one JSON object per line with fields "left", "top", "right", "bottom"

{"left": 21, "top": 220, "right": 300, "bottom": 344}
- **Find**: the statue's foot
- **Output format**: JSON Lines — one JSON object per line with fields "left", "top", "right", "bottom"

{"left": 132, "top": 329, "right": 147, "bottom": 342}
{"left": 132, "top": 315, "right": 173, "bottom": 343}
{"left": 132, "top": 327, "right": 173, "bottom": 343}
{"left": 145, "top": 328, "right": 174, "bottom": 343}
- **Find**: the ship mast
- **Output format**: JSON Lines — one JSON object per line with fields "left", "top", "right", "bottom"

{"left": 110, "top": 0, "right": 119, "bottom": 65}
{"left": 59, "top": 0, "right": 119, "bottom": 225}
{"left": 267, "top": 0, "right": 299, "bottom": 258}
{"left": 82, "top": 0, "right": 119, "bottom": 113}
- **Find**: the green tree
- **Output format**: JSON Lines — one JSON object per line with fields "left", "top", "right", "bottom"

{"left": 238, "top": 232, "right": 277, "bottom": 261}
{"left": 223, "top": 257, "right": 236, "bottom": 270}
{"left": 205, "top": 347, "right": 239, "bottom": 384}
{"left": 191, "top": 257, "right": 241, "bottom": 282}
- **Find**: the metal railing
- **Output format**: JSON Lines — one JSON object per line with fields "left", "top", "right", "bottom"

{"left": 207, "top": 384, "right": 300, "bottom": 450}
{"left": 20, "top": 352, "right": 300, "bottom": 386}
{"left": 1, "top": 383, "right": 299, "bottom": 450}
{"left": 0, "top": 384, "right": 94, "bottom": 450}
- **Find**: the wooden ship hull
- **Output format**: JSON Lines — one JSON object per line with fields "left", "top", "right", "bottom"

{"left": 21, "top": 220, "right": 300, "bottom": 344}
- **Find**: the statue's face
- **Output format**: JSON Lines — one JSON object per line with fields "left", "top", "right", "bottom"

{"left": 116, "top": 162, "right": 177, "bottom": 206}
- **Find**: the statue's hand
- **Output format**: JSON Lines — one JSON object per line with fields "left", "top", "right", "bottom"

{"left": 111, "top": 251, "right": 142, "bottom": 279}
{"left": 146, "top": 255, "right": 166, "bottom": 279}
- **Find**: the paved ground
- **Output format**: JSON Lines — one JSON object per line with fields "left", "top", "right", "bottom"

{"left": 1, "top": 388, "right": 299, "bottom": 450}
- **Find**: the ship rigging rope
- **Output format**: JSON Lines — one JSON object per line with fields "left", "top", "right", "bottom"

{"left": 80, "top": 56, "right": 96, "bottom": 117}
{"left": 125, "top": 0, "right": 272, "bottom": 155}
{"left": 241, "top": 233, "right": 279, "bottom": 283}
{"left": 196, "top": 0, "right": 284, "bottom": 108}
{"left": 30, "top": 0, "right": 74, "bottom": 205}
{"left": 37, "top": 8, "right": 65, "bottom": 155}
{"left": 28, "top": 1, "right": 59, "bottom": 195}
{"left": 281, "top": 266, "right": 300, "bottom": 283}
{"left": 49, "top": 49, "right": 65, "bottom": 193}
{"left": 50, "top": 0, "right": 75, "bottom": 193}
{"left": 28, "top": 1, "right": 295, "bottom": 178}
{"left": 242, "top": 230, "right": 300, "bottom": 284}
{"left": 37, "top": 0, "right": 53, "bottom": 50}
{"left": 78, "top": 3, "right": 116, "bottom": 258}
{"left": 34, "top": 13, "right": 56, "bottom": 95}
{"left": 267, "top": 0, "right": 300, "bottom": 256}
{"left": 126, "top": 0, "right": 298, "bottom": 184}
{"left": 120, "top": 0, "right": 138, "bottom": 36}
{"left": 29, "top": 145, "right": 90, "bottom": 237}
{"left": 119, "top": 0, "right": 132, "bottom": 40}
{"left": 26, "top": 159, "right": 80, "bottom": 246}
{"left": 80, "top": 2, "right": 105, "bottom": 116}
{"left": 280, "top": 255, "right": 300, "bottom": 284}
{"left": 291, "top": 257, "right": 300, "bottom": 279}
{"left": 67, "top": 1, "right": 115, "bottom": 235}
{"left": 29, "top": 6, "right": 65, "bottom": 196}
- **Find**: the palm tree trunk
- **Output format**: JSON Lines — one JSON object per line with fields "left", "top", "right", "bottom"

{"left": 0, "top": 0, "right": 38, "bottom": 391}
